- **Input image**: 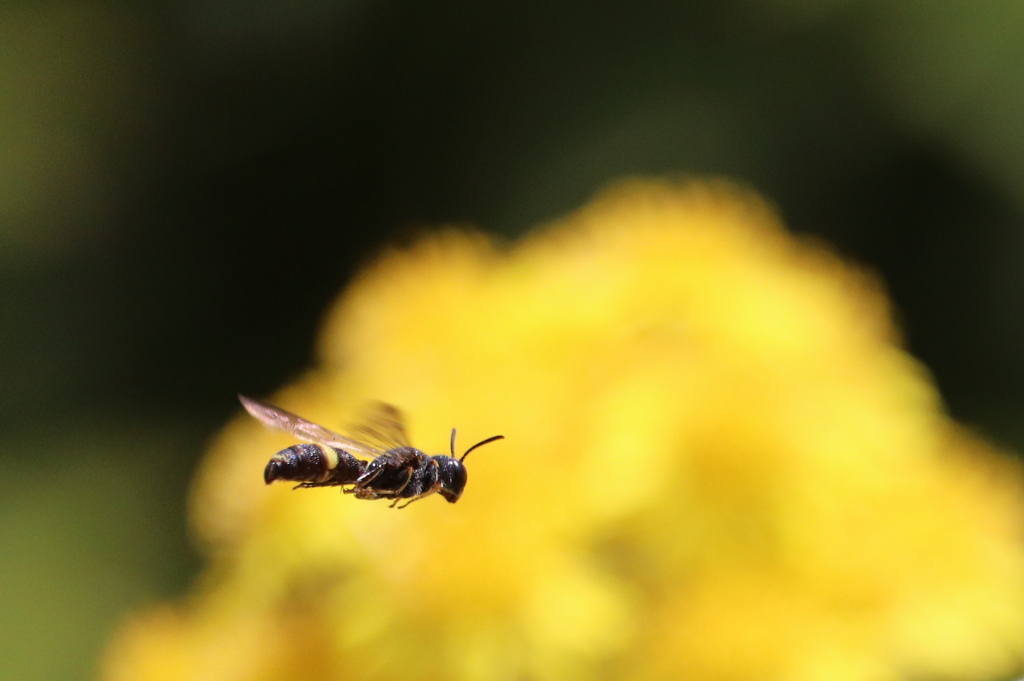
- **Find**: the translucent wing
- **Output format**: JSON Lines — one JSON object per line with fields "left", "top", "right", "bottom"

{"left": 238, "top": 395, "right": 383, "bottom": 459}
{"left": 348, "top": 402, "right": 411, "bottom": 452}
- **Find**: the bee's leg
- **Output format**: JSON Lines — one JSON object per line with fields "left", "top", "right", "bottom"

{"left": 395, "top": 483, "right": 441, "bottom": 509}
{"left": 394, "top": 468, "right": 414, "bottom": 495}
{"left": 387, "top": 469, "right": 416, "bottom": 508}
{"left": 395, "top": 493, "right": 428, "bottom": 509}
{"left": 355, "top": 467, "right": 384, "bottom": 489}
{"left": 292, "top": 481, "right": 344, "bottom": 490}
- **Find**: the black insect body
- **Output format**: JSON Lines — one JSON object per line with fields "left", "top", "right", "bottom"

{"left": 353, "top": 447, "right": 427, "bottom": 495}
{"left": 350, "top": 430, "right": 500, "bottom": 506}
{"left": 238, "top": 395, "right": 503, "bottom": 508}
{"left": 263, "top": 443, "right": 365, "bottom": 488}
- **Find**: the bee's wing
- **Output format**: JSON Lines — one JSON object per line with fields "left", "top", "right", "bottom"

{"left": 348, "top": 402, "right": 411, "bottom": 452}
{"left": 238, "top": 395, "right": 383, "bottom": 459}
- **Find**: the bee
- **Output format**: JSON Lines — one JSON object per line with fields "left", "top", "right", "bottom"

{"left": 238, "top": 395, "right": 504, "bottom": 508}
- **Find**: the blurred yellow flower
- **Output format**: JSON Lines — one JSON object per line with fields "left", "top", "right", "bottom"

{"left": 102, "top": 179, "right": 1024, "bottom": 681}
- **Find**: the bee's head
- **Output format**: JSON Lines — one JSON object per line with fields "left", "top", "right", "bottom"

{"left": 435, "top": 430, "right": 505, "bottom": 503}
{"left": 433, "top": 456, "right": 468, "bottom": 503}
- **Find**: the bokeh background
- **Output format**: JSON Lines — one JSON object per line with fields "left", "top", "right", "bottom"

{"left": 5, "top": 1, "right": 1024, "bottom": 678}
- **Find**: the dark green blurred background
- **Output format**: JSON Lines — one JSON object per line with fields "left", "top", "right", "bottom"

{"left": 5, "top": 1, "right": 1024, "bottom": 678}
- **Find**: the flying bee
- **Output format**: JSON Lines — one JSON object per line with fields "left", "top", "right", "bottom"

{"left": 238, "top": 394, "right": 504, "bottom": 508}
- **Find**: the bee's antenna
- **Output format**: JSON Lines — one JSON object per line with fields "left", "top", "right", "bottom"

{"left": 450, "top": 428, "right": 457, "bottom": 458}
{"left": 460, "top": 435, "right": 505, "bottom": 463}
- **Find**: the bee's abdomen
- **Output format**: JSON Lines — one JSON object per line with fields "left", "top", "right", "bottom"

{"left": 264, "top": 443, "right": 329, "bottom": 484}
{"left": 328, "top": 450, "right": 365, "bottom": 485}
{"left": 264, "top": 444, "right": 367, "bottom": 486}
